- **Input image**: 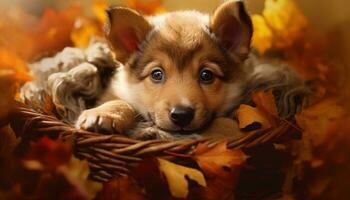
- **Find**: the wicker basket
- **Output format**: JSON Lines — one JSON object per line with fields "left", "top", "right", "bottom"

{"left": 9, "top": 100, "right": 300, "bottom": 185}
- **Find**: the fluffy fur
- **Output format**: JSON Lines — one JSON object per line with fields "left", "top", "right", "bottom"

{"left": 73, "top": 0, "right": 305, "bottom": 139}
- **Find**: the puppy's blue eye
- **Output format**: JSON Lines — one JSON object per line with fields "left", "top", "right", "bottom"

{"left": 199, "top": 69, "right": 214, "bottom": 84}
{"left": 151, "top": 69, "right": 164, "bottom": 82}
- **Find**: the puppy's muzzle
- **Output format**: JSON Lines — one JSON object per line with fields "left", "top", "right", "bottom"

{"left": 169, "top": 106, "right": 194, "bottom": 128}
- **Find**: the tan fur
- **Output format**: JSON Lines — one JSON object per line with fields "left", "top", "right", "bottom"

{"left": 76, "top": 0, "right": 253, "bottom": 137}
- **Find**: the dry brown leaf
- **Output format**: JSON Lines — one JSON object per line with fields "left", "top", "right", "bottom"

{"left": 158, "top": 158, "right": 206, "bottom": 199}
{"left": 236, "top": 104, "right": 272, "bottom": 131}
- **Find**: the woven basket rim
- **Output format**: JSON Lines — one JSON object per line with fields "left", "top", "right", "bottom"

{"left": 9, "top": 100, "right": 299, "bottom": 182}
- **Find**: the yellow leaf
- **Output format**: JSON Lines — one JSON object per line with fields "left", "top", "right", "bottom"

{"left": 236, "top": 104, "right": 272, "bottom": 131}
{"left": 251, "top": 0, "right": 309, "bottom": 53}
{"left": 251, "top": 15, "right": 273, "bottom": 54}
{"left": 157, "top": 158, "right": 206, "bottom": 199}
{"left": 60, "top": 157, "right": 103, "bottom": 199}
{"left": 92, "top": 0, "right": 108, "bottom": 23}
{"left": 71, "top": 17, "right": 102, "bottom": 48}
{"left": 263, "top": 0, "right": 308, "bottom": 49}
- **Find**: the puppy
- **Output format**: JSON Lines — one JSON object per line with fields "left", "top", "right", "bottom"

{"left": 75, "top": 0, "right": 300, "bottom": 139}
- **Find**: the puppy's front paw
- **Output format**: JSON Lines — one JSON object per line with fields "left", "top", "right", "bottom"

{"left": 75, "top": 100, "right": 135, "bottom": 134}
{"left": 75, "top": 109, "right": 123, "bottom": 134}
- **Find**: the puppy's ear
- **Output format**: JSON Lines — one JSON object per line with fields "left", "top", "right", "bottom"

{"left": 105, "top": 7, "right": 152, "bottom": 63}
{"left": 210, "top": 0, "right": 253, "bottom": 62}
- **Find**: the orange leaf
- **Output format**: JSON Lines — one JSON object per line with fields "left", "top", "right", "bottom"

{"left": 296, "top": 98, "right": 346, "bottom": 147}
{"left": 192, "top": 142, "right": 246, "bottom": 200}
{"left": 92, "top": 0, "right": 108, "bottom": 23}
{"left": 96, "top": 176, "right": 145, "bottom": 200}
{"left": 236, "top": 104, "right": 272, "bottom": 131}
{"left": 251, "top": 89, "right": 279, "bottom": 126}
{"left": 71, "top": 17, "right": 102, "bottom": 48}
{"left": 24, "top": 137, "right": 72, "bottom": 169}
{"left": 251, "top": 15, "right": 273, "bottom": 54}
{"left": 252, "top": 89, "right": 278, "bottom": 115}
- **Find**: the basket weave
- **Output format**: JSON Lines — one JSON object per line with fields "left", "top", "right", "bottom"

{"left": 9, "top": 101, "right": 297, "bottom": 183}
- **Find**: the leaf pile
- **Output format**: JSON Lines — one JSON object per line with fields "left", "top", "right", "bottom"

{"left": 96, "top": 142, "right": 246, "bottom": 200}
{"left": 0, "top": 137, "right": 102, "bottom": 199}
{"left": 251, "top": 0, "right": 350, "bottom": 199}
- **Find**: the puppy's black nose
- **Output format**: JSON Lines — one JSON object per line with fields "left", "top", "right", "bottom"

{"left": 170, "top": 106, "right": 194, "bottom": 128}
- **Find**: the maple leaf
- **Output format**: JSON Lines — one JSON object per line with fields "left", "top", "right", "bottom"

{"left": 192, "top": 142, "right": 247, "bottom": 200}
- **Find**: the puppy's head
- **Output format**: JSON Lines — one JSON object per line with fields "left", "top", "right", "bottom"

{"left": 105, "top": 0, "right": 253, "bottom": 132}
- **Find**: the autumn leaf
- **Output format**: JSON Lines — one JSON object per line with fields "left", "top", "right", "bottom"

{"left": 24, "top": 136, "right": 72, "bottom": 169}
{"left": 158, "top": 158, "right": 206, "bottom": 199}
{"left": 0, "top": 5, "right": 81, "bottom": 62}
{"left": 96, "top": 176, "right": 145, "bottom": 200}
{"left": 71, "top": 17, "right": 102, "bottom": 48}
{"left": 251, "top": 89, "right": 279, "bottom": 125}
{"left": 252, "top": 0, "right": 308, "bottom": 53}
{"left": 236, "top": 104, "right": 272, "bottom": 131}
{"left": 192, "top": 142, "right": 247, "bottom": 200}
{"left": 263, "top": 0, "right": 308, "bottom": 49}
{"left": 236, "top": 89, "right": 279, "bottom": 131}
{"left": 61, "top": 157, "right": 103, "bottom": 200}
{"left": 252, "top": 90, "right": 278, "bottom": 116}
{"left": 0, "top": 70, "right": 17, "bottom": 125}
{"left": 296, "top": 98, "right": 346, "bottom": 147}
{"left": 92, "top": 0, "right": 108, "bottom": 23}
{"left": 0, "top": 50, "right": 31, "bottom": 82}
{"left": 251, "top": 15, "right": 273, "bottom": 54}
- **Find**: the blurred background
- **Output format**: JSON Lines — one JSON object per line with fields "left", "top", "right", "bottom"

{"left": 1, "top": 0, "right": 348, "bottom": 70}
